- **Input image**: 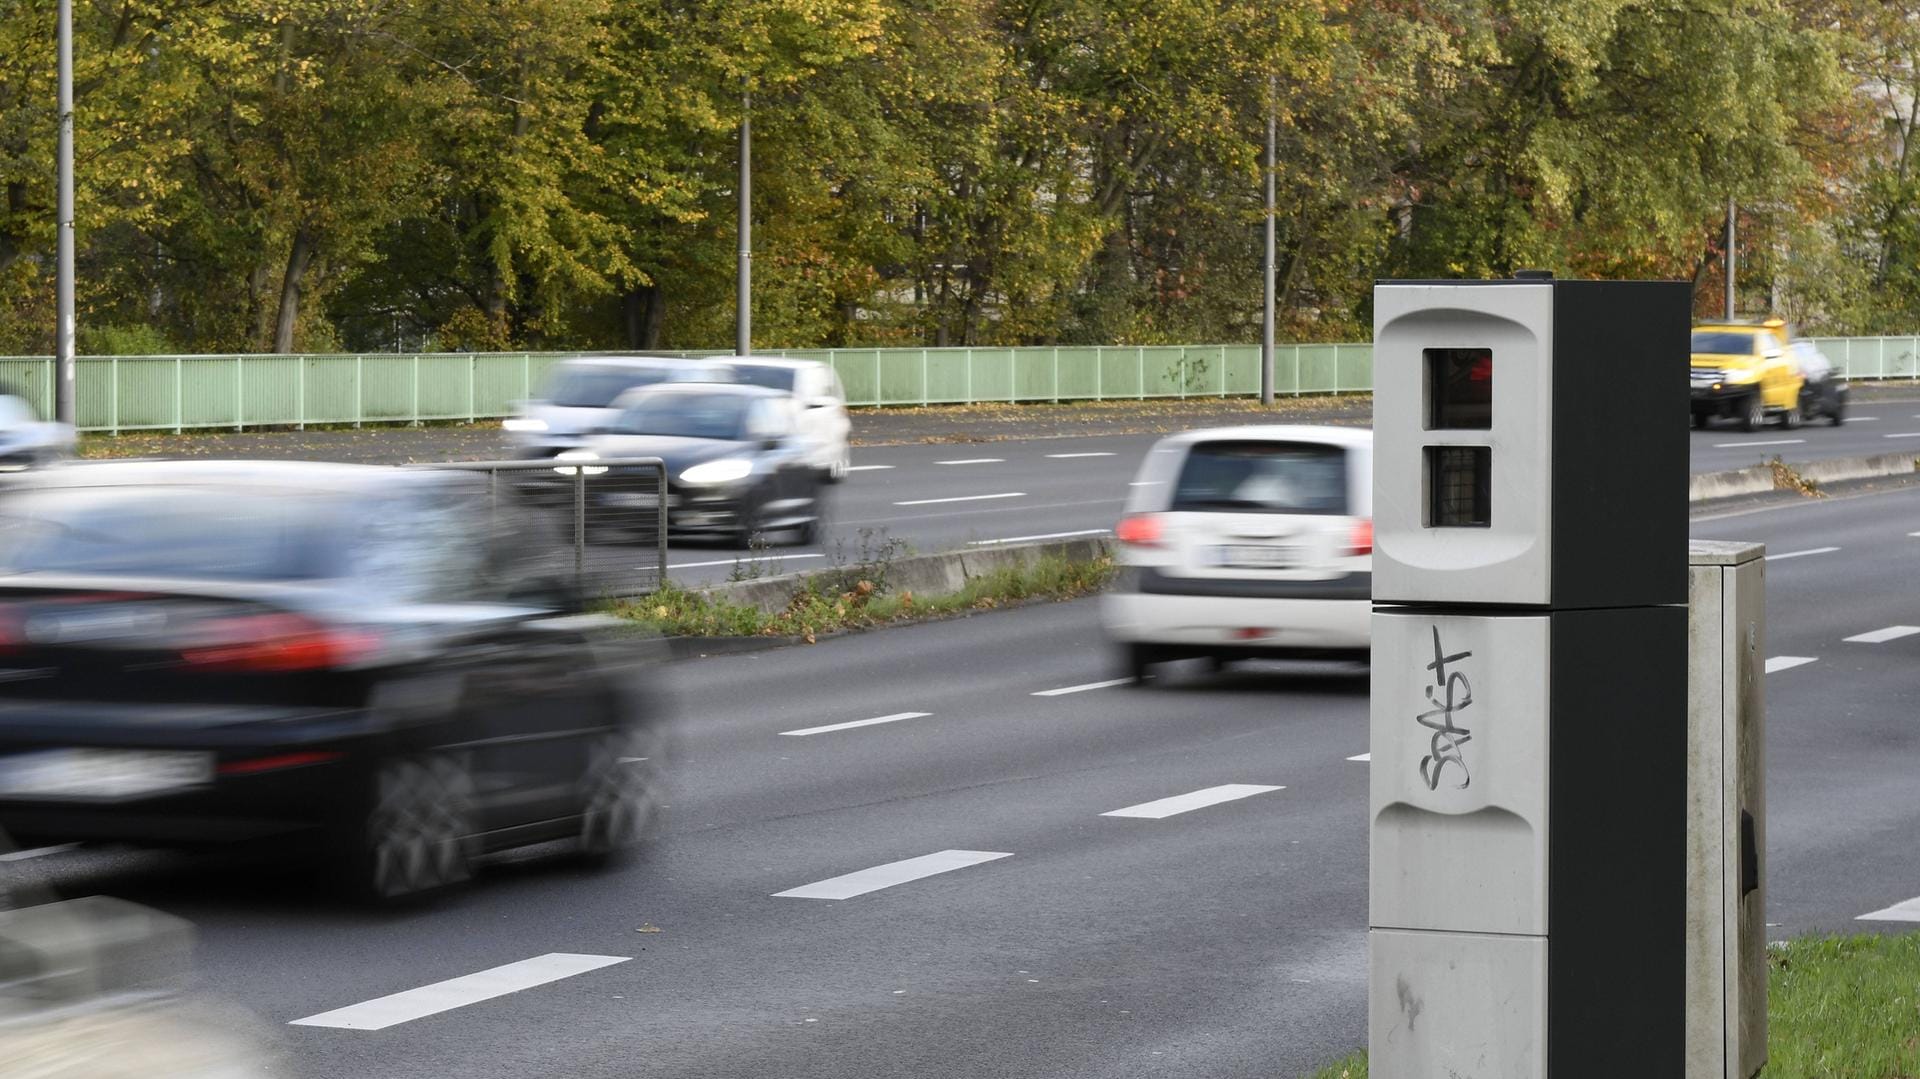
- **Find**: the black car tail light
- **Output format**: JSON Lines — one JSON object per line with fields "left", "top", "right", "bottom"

{"left": 179, "top": 614, "right": 381, "bottom": 673}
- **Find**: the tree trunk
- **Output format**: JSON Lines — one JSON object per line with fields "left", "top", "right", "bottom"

{"left": 623, "top": 283, "right": 664, "bottom": 349}
{"left": 273, "top": 228, "right": 315, "bottom": 354}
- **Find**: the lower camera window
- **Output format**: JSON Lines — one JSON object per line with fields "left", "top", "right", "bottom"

{"left": 1426, "top": 446, "right": 1491, "bottom": 527}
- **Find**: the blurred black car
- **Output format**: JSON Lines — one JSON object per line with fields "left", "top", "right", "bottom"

{"left": 576, "top": 382, "right": 827, "bottom": 547}
{"left": 0, "top": 461, "right": 664, "bottom": 902}
{"left": 1789, "top": 340, "right": 1848, "bottom": 425}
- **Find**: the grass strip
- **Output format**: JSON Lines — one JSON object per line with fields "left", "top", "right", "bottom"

{"left": 1302, "top": 931, "right": 1920, "bottom": 1078}
{"left": 610, "top": 551, "right": 1115, "bottom": 643}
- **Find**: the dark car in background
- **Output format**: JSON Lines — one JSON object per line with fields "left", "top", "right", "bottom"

{"left": 1790, "top": 339, "right": 1848, "bottom": 425}
{"left": 576, "top": 382, "right": 827, "bottom": 547}
{"left": 505, "top": 356, "right": 732, "bottom": 454}
{"left": 0, "top": 461, "right": 665, "bottom": 902}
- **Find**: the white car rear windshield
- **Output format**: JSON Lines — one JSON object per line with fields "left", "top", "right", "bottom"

{"left": 1170, "top": 441, "right": 1349, "bottom": 515}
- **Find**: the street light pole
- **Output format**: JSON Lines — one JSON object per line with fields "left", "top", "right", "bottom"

{"left": 736, "top": 89, "right": 751, "bottom": 357}
{"left": 1260, "top": 75, "right": 1276, "bottom": 406}
{"left": 1724, "top": 196, "right": 1736, "bottom": 321}
{"left": 54, "top": 0, "right": 75, "bottom": 424}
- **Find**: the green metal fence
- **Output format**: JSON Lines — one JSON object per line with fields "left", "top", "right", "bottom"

{"left": 0, "top": 335, "right": 1906, "bottom": 432}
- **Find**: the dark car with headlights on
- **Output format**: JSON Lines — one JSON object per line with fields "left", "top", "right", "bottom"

{"left": 0, "top": 461, "right": 664, "bottom": 902}
{"left": 578, "top": 382, "right": 827, "bottom": 547}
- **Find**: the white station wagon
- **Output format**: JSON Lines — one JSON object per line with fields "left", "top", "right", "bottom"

{"left": 1103, "top": 425, "right": 1372, "bottom": 681}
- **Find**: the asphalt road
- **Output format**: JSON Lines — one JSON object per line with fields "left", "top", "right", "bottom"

{"left": 6, "top": 479, "right": 1919, "bottom": 1077}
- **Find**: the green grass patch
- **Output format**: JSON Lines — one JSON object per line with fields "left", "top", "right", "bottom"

{"left": 1768, "top": 933, "right": 1920, "bottom": 1077}
{"left": 1302, "top": 930, "right": 1920, "bottom": 1078}
{"left": 610, "top": 552, "right": 1116, "bottom": 643}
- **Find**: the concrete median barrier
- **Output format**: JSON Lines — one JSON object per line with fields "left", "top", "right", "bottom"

{"left": 1688, "top": 452, "right": 1919, "bottom": 503}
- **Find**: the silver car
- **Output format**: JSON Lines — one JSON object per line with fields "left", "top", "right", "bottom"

{"left": 0, "top": 394, "right": 75, "bottom": 471}
{"left": 505, "top": 357, "right": 732, "bottom": 454}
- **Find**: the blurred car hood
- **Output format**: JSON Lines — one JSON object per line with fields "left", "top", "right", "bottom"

{"left": 581, "top": 434, "right": 754, "bottom": 474}
{"left": 519, "top": 403, "right": 613, "bottom": 437}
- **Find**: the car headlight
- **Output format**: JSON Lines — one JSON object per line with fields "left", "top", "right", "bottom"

{"left": 680, "top": 458, "right": 753, "bottom": 485}
{"left": 1725, "top": 369, "right": 1760, "bottom": 384}
{"left": 552, "top": 449, "right": 607, "bottom": 476}
{"left": 504, "top": 417, "right": 549, "bottom": 433}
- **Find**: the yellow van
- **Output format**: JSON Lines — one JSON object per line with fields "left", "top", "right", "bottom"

{"left": 1690, "top": 320, "right": 1806, "bottom": 430}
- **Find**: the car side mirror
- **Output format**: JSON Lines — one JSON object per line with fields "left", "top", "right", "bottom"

{"left": 807, "top": 396, "right": 838, "bottom": 409}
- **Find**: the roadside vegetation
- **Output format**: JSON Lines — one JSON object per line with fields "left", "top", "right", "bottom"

{"left": 611, "top": 551, "right": 1115, "bottom": 643}
{"left": 1303, "top": 931, "right": 1920, "bottom": 1078}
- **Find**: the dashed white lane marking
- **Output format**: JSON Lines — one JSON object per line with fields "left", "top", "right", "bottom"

{"left": 779, "top": 712, "right": 931, "bottom": 737}
{"left": 1884, "top": 432, "right": 1920, "bottom": 439}
{"left": 1765, "top": 656, "right": 1818, "bottom": 674}
{"left": 1712, "top": 439, "right": 1804, "bottom": 448}
{"left": 844, "top": 465, "right": 894, "bottom": 472}
{"left": 1032, "top": 677, "right": 1132, "bottom": 697}
{"left": 670, "top": 553, "right": 826, "bottom": 570}
{"left": 1765, "top": 546, "right": 1840, "bottom": 561}
{"left": 1046, "top": 452, "right": 1116, "bottom": 458}
{"left": 936, "top": 458, "right": 1005, "bottom": 465}
{"left": 1858, "top": 896, "right": 1920, "bottom": 922}
{"left": 289, "top": 953, "right": 631, "bottom": 1031}
{"left": 1127, "top": 481, "right": 1161, "bottom": 487}
{"left": 1845, "top": 625, "right": 1920, "bottom": 644}
{"left": 1347, "top": 753, "right": 1371, "bottom": 762}
{"left": 1101, "top": 784, "right": 1284, "bottom": 820}
{"left": 894, "top": 492, "right": 1025, "bottom": 506}
{"left": 774, "top": 850, "right": 1013, "bottom": 900}
{"left": 0, "top": 843, "right": 80, "bottom": 862}
{"left": 972, "top": 529, "right": 1111, "bottom": 546}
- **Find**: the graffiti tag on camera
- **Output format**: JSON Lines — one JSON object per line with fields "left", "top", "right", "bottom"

{"left": 1417, "top": 625, "right": 1473, "bottom": 790}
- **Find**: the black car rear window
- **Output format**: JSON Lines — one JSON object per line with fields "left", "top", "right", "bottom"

{"left": 543, "top": 365, "right": 673, "bottom": 407}
{"left": 1171, "top": 441, "right": 1349, "bottom": 515}
{"left": 0, "top": 487, "right": 339, "bottom": 580}
{"left": 1691, "top": 331, "right": 1756, "bottom": 355}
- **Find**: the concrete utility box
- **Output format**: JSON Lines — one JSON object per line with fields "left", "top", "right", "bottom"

{"left": 1686, "top": 541, "right": 1767, "bottom": 1079}
{"left": 1369, "top": 275, "right": 1692, "bottom": 1077}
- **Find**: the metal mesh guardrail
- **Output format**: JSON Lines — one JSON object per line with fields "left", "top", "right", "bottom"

{"left": 0, "top": 334, "right": 1913, "bottom": 431}
{"left": 420, "top": 457, "right": 668, "bottom": 600}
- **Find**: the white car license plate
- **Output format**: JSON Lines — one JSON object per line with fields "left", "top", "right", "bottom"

{"left": 0, "top": 749, "right": 213, "bottom": 800}
{"left": 1212, "top": 544, "right": 1301, "bottom": 569}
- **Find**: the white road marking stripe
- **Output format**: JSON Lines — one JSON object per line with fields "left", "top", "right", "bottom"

{"left": 844, "top": 465, "right": 894, "bottom": 472}
{"left": 1849, "top": 416, "right": 1879, "bottom": 421}
{"left": 1031, "top": 677, "right": 1131, "bottom": 696}
{"left": 973, "top": 529, "right": 1111, "bottom": 546}
{"left": 1765, "top": 546, "right": 1839, "bottom": 561}
{"left": 774, "top": 850, "right": 1012, "bottom": 900}
{"left": 1884, "top": 432, "right": 1920, "bottom": 439}
{"left": 936, "top": 458, "right": 1005, "bottom": 465}
{"left": 289, "top": 953, "right": 630, "bottom": 1031}
{"left": 1858, "top": 896, "right": 1920, "bottom": 922}
{"left": 669, "top": 553, "right": 826, "bottom": 570}
{"left": 1845, "top": 625, "right": 1920, "bottom": 644}
{"left": 1046, "top": 452, "right": 1116, "bottom": 458}
{"left": 1910, "top": 532, "right": 1920, "bottom": 537}
{"left": 1347, "top": 753, "right": 1371, "bottom": 762}
{"left": 779, "top": 711, "right": 931, "bottom": 737}
{"left": 0, "top": 843, "right": 80, "bottom": 862}
{"left": 1712, "top": 439, "right": 1804, "bottom": 448}
{"left": 1127, "top": 481, "right": 1161, "bottom": 487}
{"left": 1101, "top": 784, "right": 1284, "bottom": 820}
{"left": 1764, "top": 656, "right": 1817, "bottom": 674}
{"left": 894, "top": 492, "right": 1026, "bottom": 506}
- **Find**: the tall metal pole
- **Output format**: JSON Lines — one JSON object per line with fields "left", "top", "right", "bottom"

{"left": 736, "top": 89, "right": 752, "bottom": 357}
{"left": 1261, "top": 76, "right": 1276, "bottom": 405}
{"left": 1724, "top": 196, "right": 1736, "bottom": 320}
{"left": 54, "top": 0, "right": 75, "bottom": 424}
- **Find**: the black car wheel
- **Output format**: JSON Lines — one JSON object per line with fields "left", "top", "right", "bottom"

{"left": 1831, "top": 397, "right": 1846, "bottom": 426}
{"left": 337, "top": 753, "right": 476, "bottom": 903}
{"left": 1741, "top": 395, "right": 1765, "bottom": 432}
{"left": 1690, "top": 411, "right": 1706, "bottom": 430}
{"left": 576, "top": 727, "right": 660, "bottom": 866}
{"left": 1780, "top": 400, "right": 1802, "bottom": 429}
{"left": 1118, "top": 643, "right": 1156, "bottom": 685}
